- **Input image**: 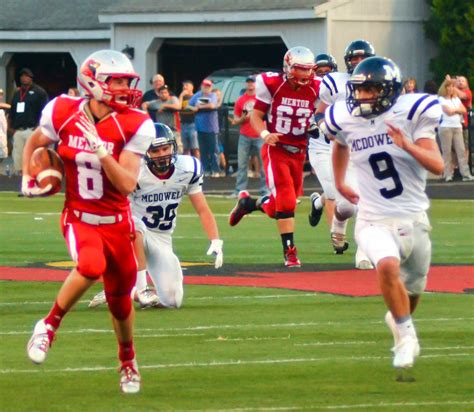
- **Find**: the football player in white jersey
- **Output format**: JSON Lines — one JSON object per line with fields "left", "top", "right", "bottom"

{"left": 309, "top": 40, "right": 375, "bottom": 270}
{"left": 307, "top": 53, "right": 338, "bottom": 229}
{"left": 329, "top": 57, "right": 444, "bottom": 370}
{"left": 89, "top": 123, "right": 223, "bottom": 309}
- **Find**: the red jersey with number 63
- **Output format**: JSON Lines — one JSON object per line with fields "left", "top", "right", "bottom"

{"left": 39, "top": 95, "right": 154, "bottom": 214}
{"left": 254, "top": 72, "right": 320, "bottom": 148}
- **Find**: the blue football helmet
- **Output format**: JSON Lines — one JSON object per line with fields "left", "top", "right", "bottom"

{"left": 314, "top": 53, "right": 338, "bottom": 77}
{"left": 344, "top": 40, "right": 375, "bottom": 73}
{"left": 346, "top": 57, "right": 403, "bottom": 119}
{"left": 145, "top": 123, "right": 178, "bottom": 173}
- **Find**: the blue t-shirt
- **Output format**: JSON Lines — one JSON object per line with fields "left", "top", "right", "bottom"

{"left": 189, "top": 91, "right": 219, "bottom": 133}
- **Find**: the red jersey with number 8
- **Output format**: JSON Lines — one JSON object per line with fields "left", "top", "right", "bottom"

{"left": 39, "top": 95, "right": 154, "bottom": 214}
{"left": 254, "top": 72, "right": 320, "bottom": 148}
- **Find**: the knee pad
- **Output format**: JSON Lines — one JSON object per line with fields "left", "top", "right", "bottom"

{"left": 77, "top": 247, "right": 106, "bottom": 279}
{"left": 275, "top": 211, "right": 295, "bottom": 219}
{"left": 336, "top": 200, "right": 357, "bottom": 220}
{"left": 106, "top": 293, "right": 132, "bottom": 320}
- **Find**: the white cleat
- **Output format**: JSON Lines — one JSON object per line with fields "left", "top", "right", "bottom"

{"left": 384, "top": 311, "right": 401, "bottom": 349}
{"left": 136, "top": 287, "right": 160, "bottom": 308}
{"left": 356, "top": 259, "right": 374, "bottom": 270}
{"left": 393, "top": 335, "right": 420, "bottom": 369}
{"left": 88, "top": 290, "right": 106, "bottom": 308}
{"left": 27, "top": 319, "right": 54, "bottom": 364}
{"left": 119, "top": 360, "right": 141, "bottom": 394}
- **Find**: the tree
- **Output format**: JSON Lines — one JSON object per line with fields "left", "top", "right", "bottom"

{"left": 424, "top": 0, "right": 474, "bottom": 87}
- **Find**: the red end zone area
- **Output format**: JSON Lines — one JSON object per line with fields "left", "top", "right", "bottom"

{"left": 0, "top": 265, "right": 473, "bottom": 296}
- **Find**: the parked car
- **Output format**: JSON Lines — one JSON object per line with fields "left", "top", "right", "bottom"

{"left": 207, "top": 67, "right": 278, "bottom": 169}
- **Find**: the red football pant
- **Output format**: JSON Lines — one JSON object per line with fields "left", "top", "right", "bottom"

{"left": 61, "top": 209, "right": 137, "bottom": 297}
{"left": 261, "top": 144, "right": 306, "bottom": 218}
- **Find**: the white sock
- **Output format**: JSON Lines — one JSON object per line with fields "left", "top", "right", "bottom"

{"left": 395, "top": 316, "right": 417, "bottom": 340}
{"left": 313, "top": 196, "right": 324, "bottom": 210}
{"left": 135, "top": 269, "right": 148, "bottom": 291}
{"left": 331, "top": 217, "right": 348, "bottom": 234}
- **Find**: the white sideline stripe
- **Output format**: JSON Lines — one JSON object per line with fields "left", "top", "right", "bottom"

{"left": 136, "top": 333, "right": 205, "bottom": 338}
{"left": 186, "top": 400, "right": 474, "bottom": 411}
{"left": 295, "top": 341, "right": 376, "bottom": 347}
{"left": 2, "top": 317, "right": 474, "bottom": 336}
{"left": 205, "top": 336, "right": 291, "bottom": 342}
{"left": 0, "top": 353, "right": 471, "bottom": 375}
{"left": 0, "top": 294, "right": 317, "bottom": 306}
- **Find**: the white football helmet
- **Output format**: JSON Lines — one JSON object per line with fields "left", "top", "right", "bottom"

{"left": 283, "top": 46, "right": 315, "bottom": 86}
{"left": 78, "top": 50, "right": 142, "bottom": 110}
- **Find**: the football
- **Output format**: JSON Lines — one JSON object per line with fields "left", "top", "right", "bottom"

{"left": 29, "top": 147, "right": 64, "bottom": 195}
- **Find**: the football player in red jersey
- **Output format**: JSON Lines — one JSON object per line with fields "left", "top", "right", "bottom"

{"left": 229, "top": 46, "right": 320, "bottom": 267}
{"left": 22, "top": 50, "right": 155, "bottom": 394}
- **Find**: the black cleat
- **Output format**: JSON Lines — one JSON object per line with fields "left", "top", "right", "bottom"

{"left": 308, "top": 192, "right": 323, "bottom": 227}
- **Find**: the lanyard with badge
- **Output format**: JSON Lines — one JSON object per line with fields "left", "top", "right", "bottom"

{"left": 16, "top": 87, "right": 30, "bottom": 113}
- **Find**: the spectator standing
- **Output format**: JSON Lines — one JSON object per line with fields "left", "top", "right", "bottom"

{"left": 403, "top": 77, "right": 418, "bottom": 94}
{"left": 8, "top": 68, "right": 48, "bottom": 174}
{"left": 22, "top": 50, "right": 154, "bottom": 394}
{"left": 0, "top": 88, "right": 10, "bottom": 162}
{"left": 153, "top": 85, "right": 180, "bottom": 130}
{"left": 179, "top": 80, "right": 200, "bottom": 158}
{"left": 438, "top": 78, "right": 473, "bottom": 181}
{"left": 456, "top": 76, "right": 472, "bottom": 158}
{"left": 67, "top": 87, "right": 80, "bottom": 97}
{"left": 188, "top": 79, "right": 221, "bottom": 177}
{"left": 230, "top": 76, "right": 267, "bottom": 197}
{"left": 423, "top": 80, "right": 438, "bottom": 95}
{"left": 141, "top": 74, "right": 166, "bottom": 121}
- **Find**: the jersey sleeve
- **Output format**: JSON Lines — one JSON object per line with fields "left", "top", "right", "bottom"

{"left": 187, "top": 156, "right": 203, "bottom": 195}
{"left": 410, "top": 95, "right": 442, "bottom": 141}
{"left": 253, "top": 74, "right": 272, "bottom": 112}
{"left": 319, "top": 73, "right": 339, "bottom": 106}
{"left": 39, "top": 98, "right": 60, "bottom": 142}
{"left": 124, "top": 118, "right": 155, "bottom": 155}
{"left": 324, "top": 102, "right": 348, "bottom": 146}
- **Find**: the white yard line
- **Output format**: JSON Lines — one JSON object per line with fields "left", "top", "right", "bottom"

{"left": 0, "top": 352, "right": 471, "bottom": 375}
{"left": 1, "top": 317, "right": 473, "bottom": 336}
{"left": 185, "top": 400, "right": 474, "bottom": 411}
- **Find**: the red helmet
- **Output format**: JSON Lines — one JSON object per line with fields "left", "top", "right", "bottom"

{"left": 78, "top": 50, "right": 142, "bottom": 110}
{"left": 283, "top": 47, "right": 315, "bottom": 86}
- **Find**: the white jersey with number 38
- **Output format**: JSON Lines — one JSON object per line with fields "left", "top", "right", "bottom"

{"left": 130, "top": 155, "right": 203, "bottom": 234}
{"left": 326, "top": 93, "right": 442, "bottom": 219}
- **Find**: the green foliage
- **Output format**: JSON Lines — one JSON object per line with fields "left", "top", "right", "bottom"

{"left": 424, "top": 0, "right": 474, "bottom": 86}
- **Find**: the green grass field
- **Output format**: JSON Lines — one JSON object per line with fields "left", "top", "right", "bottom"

{"left": 0, "top": 193, "right": 473, "bottom": 411}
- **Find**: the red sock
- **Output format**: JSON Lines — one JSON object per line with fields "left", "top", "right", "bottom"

{"left": 119, "top": 340, "right": 135, "bottom": 363}
{"left": 44, "top": 301, "right": 67, "bottom": 330}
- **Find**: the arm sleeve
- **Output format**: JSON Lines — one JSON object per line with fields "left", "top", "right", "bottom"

{"left": 253, "top": 74, "right": 272, "bottom": 113}
{"left": 124, "top": 118, "right": 155, "bottom": 155}
{"left": 324, "top": 103, "right": 347, "bottom": 146}
{"left": 39, "top": 98, "right": 60, "bottom": 142}
{"left": 186, "top": 157, "right": 204, "bottom": 195}
{"left": 189, "top": 93, "right": 199, "bottom": 106}
{"left": 413, "top": 98, "right": 442, "bottom": 141}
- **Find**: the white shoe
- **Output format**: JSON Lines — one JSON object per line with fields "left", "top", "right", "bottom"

{"left": 119, "top": 359, "right": 141, "bottom": 394}
{"left": 356, "top": 259, "right": 374, "bottom": 270}
{"left": 393, "top": 335, "right": 420, "bottom": 369}
{"left": 88, "top": 290, "right": 106, "bottom": 308}
{"left": 27, "top": 319, "right": 54, "bottom": 364}
{"left": 384, "top": 311, "right": 400, "bottom": 348}
{"left": 136, "top": 287, "right": 160, "bottom": 308}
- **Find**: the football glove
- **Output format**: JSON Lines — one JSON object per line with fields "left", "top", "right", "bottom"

{"left": 21, "top": 174, "right": 52, "bottom": 197}
{"left": 206, "top": 239, "right": 224, "bottom": 269}
{"left": 307, "top": 122, "right": 321, "bottom": 139}
{"left": 75, "top": 116, "right": 108, "bottom": 159}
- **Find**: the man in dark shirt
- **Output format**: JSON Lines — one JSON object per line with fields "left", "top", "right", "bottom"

{"left": 9, "top": 68, "right": 48, "bottom": 174}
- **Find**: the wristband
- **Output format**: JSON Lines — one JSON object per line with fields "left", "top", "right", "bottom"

{"left": 260, "top": 130, "right": 270, "bottom": 139}
{"left": 96, "top": 145, "right": 108, "bottom": 159}
{"left": 314, "top": 112, "right": 325, "bottom": 124}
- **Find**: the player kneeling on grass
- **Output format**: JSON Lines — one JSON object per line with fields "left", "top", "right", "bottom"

{"left": 23, "top": 50, "right": 154, "bottom": 394}
{"left": 89, "top": 123, "right": 223, "bottom": 309}
{"left": 329, "top": 57, "right": 444, "bottom": 371}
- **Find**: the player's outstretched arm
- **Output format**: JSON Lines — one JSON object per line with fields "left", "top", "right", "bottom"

{"left": 386, "top": 122, "right": 444, "bottom": 176}
{"left": 332, "top": 141, "right": 359, "bottom": 205}
{"left": 189, "top": 192, "right": 223, "bottom": 268}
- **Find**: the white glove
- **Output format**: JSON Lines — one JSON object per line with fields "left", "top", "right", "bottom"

{"left": 206, "top": 239, "right": 224, "bottom": 269}
{"left": 75, "top": 116, "right": 108, "bottom": 159}
{"left": 21, "top": 174, "right": 52, "bottom": 197}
